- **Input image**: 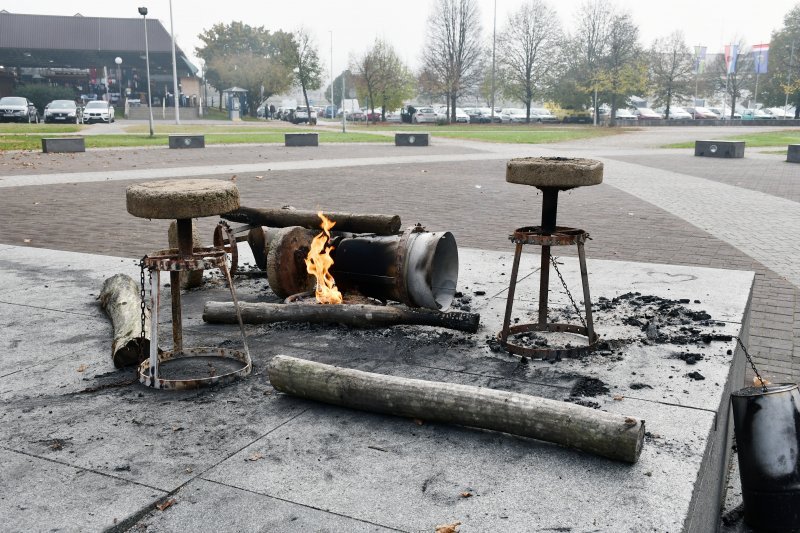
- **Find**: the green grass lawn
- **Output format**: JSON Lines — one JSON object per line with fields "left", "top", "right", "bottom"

{"left": 0, "top": 124, "right": 82, "bottom": 134}
{"left": 430, "top": 127, "right": 625, "bottom": 144}
{"left": 664, "top": 130, "right": 800, "bottom": 148}
{"left": 0, "top": 131, "right": 390, "bottom": 150}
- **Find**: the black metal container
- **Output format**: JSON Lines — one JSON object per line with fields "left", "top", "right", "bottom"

{"left": 731, "top": 383, "right": 800, "bottom": 532}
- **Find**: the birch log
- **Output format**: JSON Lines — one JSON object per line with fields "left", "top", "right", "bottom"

{"left": 223, "top": 206, "right": 401, "bottom": 235}
{"left": 99, "top": 274, "right": 150, "bottom": 368}
{"left": 268, "top": 355, "right": 645, "bottom": 463}
{"left": 203, "top": 301, "right": 480, "bottom": 333}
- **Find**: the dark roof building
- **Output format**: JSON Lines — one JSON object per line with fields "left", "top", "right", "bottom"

{"left": 0, "top": 11, "right": 197, "bottom": 98}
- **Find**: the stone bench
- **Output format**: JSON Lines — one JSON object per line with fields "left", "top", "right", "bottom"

{"left": 168, "top": 135, "right": 205, "bottom": 149}
{"left": 787, "top": 144, "right": 800, "bottom": 163}
{"left": 41, "top": 137, "right": 85, "bottom": 153}
{"left": 395, "top": 133, "right": 429, "bottom": 146}
{"left": 694, "top": 140, "right": 745, "bottom": 158}
{"left": 285, "top": 133, "right": 319, "bottom": 147}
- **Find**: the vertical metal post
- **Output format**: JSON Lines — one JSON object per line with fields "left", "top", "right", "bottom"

{"left": 577, "top": 241, "right": 595, "bottom": 343}
{"left": 149, "top": 269, "right": 160, "bottom": 387}
{"left": 500, "top": 243, "right": 524, "bottom": 342}
{"left": 342, "top": 68, "right": 346, "bottom": 133}
{"left": 140, "top": 9, "right": 154, "bottom": 138}
{"left": 490, "top": 0, "right": 496, "bottom": 122}
{"left": 169, "top": 0, "right": 180, "bottom": 124}
{"left": 538, "top": 188, "right": 558, "bottom": 325}
{"left": 330, "top": 30, "right": 334, "bottom": 120}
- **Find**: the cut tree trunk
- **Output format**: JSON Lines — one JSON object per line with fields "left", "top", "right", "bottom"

{"left": 268, "top": 355, "right": 645, "bottom": 463}
{"left": 223, "top": 206, "right": 401, "bottom": 235}
{"left": 99, "top": 273, "right": 150, "bottom": 368}
{"left": 203, "top": 301, "right": 480, "bottom": 333}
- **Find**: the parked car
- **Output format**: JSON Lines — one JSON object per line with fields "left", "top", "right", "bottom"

{"left": 0, "top": 96, "right": 39, "bottom": 123}
{"left": 612, "top": 108, "right": 638, "bottom": 122}
{"left": 385, "top": 109, "right": 402, "bottom": 123}
{"left": 741, "top": 109, "right": 776, "bottom": 120}
{"left": 323, "top": 105, "right": 338, "bottom": 119}
{"left": 500, "top": 108, "right": 527, "bottom": 123}
{"left": 632, "top": 107, "right": 662, "bottom": 120}
{"left": 665, "top": 106, "right": 693, "bottom": 119}
{"left": 562, "top": 110, "right": 593, "bottom": 123}
{"left": 686, "top": 107, "right": 718, "bottom": 119}
{"left": 764, "top": 107, "right": 791, "bottom": 118}
{"left": 530, "top": 107, "right": 559, "bottom": 123}
{"left": 44, "top": 100, "right": 82, "bottom": 124}
{"left": 293, "top": 105, "right": 318, "bottom": 125}
{"left": 707, "top": 107, "right": 742, "bottom": 120}
{"left": 82, "top": 100, "right": 115, "bottom": 123}
{"left": 412, "top": 107, "right": 438, "bottom": 123}
{"left": 365, "top": 108, "right": 384, "bottom": 121}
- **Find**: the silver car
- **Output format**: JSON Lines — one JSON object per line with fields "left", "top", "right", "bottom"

{"left": 0, "top": 96, "right": 39, "bottom": 123}
{"left": 83, "top": 100, "right": 115, "bottom": 123}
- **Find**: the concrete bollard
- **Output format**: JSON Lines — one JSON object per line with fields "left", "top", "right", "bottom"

{"left": 168, "top": 135, "right": 205, "bottom": 149}
{"left": 787, "top": 145, "right": 800, "bottom": 163}
{"left": 41, "top": 137, "right": 85, "bottom": 153}
{"left": 285, "top": 133, "right": 319, "bottom": 147}
{"left": 694, "top": 140, "right": 745, "bottom": 158}
{"left": 395, "top": 133, "right": 430, "bottom": 146}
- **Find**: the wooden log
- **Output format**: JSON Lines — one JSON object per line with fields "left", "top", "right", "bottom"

{"left": 223, "top": 206, "right": 401, "bottom": 235}
{"left": 203, "top": 301, "right": 480, "bottom": 333}
{"left": 268, "top": 355, "right": 645, "bottom": 463}
{"left": 99, "top": 274, "right": 150, "bottom": 369}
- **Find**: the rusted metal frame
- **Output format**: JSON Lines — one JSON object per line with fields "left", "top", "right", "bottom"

{"left": 498, "top": 322, "right": 600, "bottom": 361}
{"left": 213, "top": 221, "right": 240, "bottom": 274}
{"left": 500, "top": 242, "right": 524, "bottom": 343}
{"left": 577, "top": 241, "right": 595, "bottom": 344}
{"left": 139, "top": 222, "right": 251, "bottom": 390}
{"left": 538, "top": 188, "right": 558, "bottom": 326}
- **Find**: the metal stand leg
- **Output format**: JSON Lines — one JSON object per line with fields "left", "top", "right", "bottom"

{"left": 500, "top": 243, "right": 524, "bottom": 342}
{"left": 149, "top": 270, "right": 160, "bottom": 388}
{"left": 577, "top": 241, "right": 595, "bottom": 343}
{"left": 221, "top": 259, "right": 251, "bottom": 368}
{"left": 170, "top": 271, "right": 182, "bottom": 354}
{"left": 538, "top": 246, "right": 551, "bottom": 325}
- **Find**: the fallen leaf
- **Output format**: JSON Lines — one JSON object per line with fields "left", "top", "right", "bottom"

{"left": 435, "top": 521, "right": 461, "bottom": 533}
{"left": 624, "top": 417, "right": 637, "bottom": 427}
{"left": 421, "top": 169, "right": 428, "bottom": 173}
{"left": 753, "top": 376, "right": 771, "bottom": 387}
{"left": 76, "top": 364, "right": 88, "bottom": 372}
{"left": 156, "top": 498, "right": 176, "bottom": 511}
{"left": 230, "top": 175, "right": 237, "bottom": 181}
{"left": 255, "top": 175, "right": 264, "bottom": 180}
{"left": 245, "top": 452, "right": 264, "bottom": 462}
{"left": 460, "top": 492, "right": 472, "bottom": 498}
{"left": 23, "top": 239, "right": 31, "bottom": 243}
{"left": 413, "top": 418, "right": 424, "bottom": 426}
{"left": 171, "top": 426, "right": 184, "bottom": 432}
{"left": 613, "top": 395, "right": 624, "bottom": 401}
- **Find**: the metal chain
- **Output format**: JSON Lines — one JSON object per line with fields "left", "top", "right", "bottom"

{"left": 550, "top": 256, "right": 588, "bottom": 329}
{"left": 736, "top": 337, "right": 768, "bottom": 393}
{"left": 139, "top": 256, "right": 148, "bottom": 360}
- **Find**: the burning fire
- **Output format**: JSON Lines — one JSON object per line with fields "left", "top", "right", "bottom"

{"left": 305, "top": 212, "right": 343, "bottom": 304}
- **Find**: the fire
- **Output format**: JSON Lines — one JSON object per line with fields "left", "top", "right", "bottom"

{"left": 305, "top": 212, "right": 343, "bottom": 304}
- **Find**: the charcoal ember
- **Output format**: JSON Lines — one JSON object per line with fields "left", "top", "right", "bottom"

{"left": 473, "top": 290, "right": 486, "bottom": 296}
{"left": 645, "top": 322, "right": 660, "bottom": 340}
{"left": 701, "top": 333, "right": 733, "bottom": 343}
{"left": 687, "top": 371, "right": 706, "bottom": 381}
{"left": 564, "top": 397, "right": 601, "bottom": 409}
{"left": 485, "top": 337, "right": 505, "bottom": 353}
{"left": 674, "top": 352, "right": 704, "bottom": 365}
{"left": 629, "top": 383, "right": 653, "bottom": 390}
{"left": 570, "top": 377, "right": 610, "bottom": 397}
{"left": 623, "top": 317, "right": 644, "bottom": 328}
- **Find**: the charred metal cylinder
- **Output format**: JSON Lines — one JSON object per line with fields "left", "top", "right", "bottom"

{"left": 331, "top": 226, "right": 459, "bottom": 310}
{"left": 731, "top": 384, "right": 800, "bottom": 532}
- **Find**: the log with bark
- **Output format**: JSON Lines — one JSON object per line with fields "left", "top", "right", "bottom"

{"left": 268, "top": 355, "right": 645, "bottom": 463}
{"left": 223, "top": 206, "right": 401, "bottom": 235}
{"left": 203, "top": 301, "right": 480, "bottom": 333}
{"left": 99, "top": 273, "right": 150, "bottom": 368}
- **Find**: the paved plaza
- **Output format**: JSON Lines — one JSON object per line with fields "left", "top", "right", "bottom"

{"left": 1, "top": 125, "right": 797, "bottom": 382}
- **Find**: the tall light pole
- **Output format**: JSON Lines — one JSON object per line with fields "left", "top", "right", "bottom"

{"left": 329, "top": 30, "right": 333, "bottom": 120}
{"left": 139, "top": 7, "right": 154, "bottom": 137}
{"left": 169, "top": 0, "right": 180, "bottom": 124}
{"left": 114, "top": 56, "right": 123, "bottom": 100}
{"left": 490, "top": 0, "right": 496, "bottom": 123}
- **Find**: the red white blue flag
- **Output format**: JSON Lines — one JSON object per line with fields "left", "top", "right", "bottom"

{"left": 752, "top": 43, "right": 769, "bottom": 74}
{"left": 725, "top": 44, "right": 739, "bottom": 74}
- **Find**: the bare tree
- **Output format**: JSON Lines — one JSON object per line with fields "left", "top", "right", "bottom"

{"left": 354, "top": 39, "right": 415, "bottom": 121}
{"left": 649, "top": 32, "right": 694, "bottom": 119}
{"left": 600, "top": 10, "right": 644, "bottom": 125}
{"left": 279, "top": 28, "right": 322, "bottom": 122}
{"left": 353, "top": 42, "right": 381, "bottom": 119}
{"left": 710, "top": 39, "right": 753, "bottom": 118}
{"left": 423, "top": 0, "right": 483, "bottom": 122}
{"left": 568, "top": 0, "right": 613, "bottom": 120}
{"left": 497, "top": 0, "right": 562, "bottom": 122}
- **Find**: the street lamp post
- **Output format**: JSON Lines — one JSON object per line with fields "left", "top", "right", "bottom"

{"left": 115, "top": 56, "right": 124, "bottom": 117}
{"left": 139, "top": 7, "right": 154, "bottom": 137}
{"left": 329, "top": 30, "right": 333, "bottom": 121}
{"left": 169, "top": 0, "right": 180, "bottom": 124}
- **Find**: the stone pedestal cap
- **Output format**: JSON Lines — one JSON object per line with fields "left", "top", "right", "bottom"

{"left": 506, "top": 157, "right": 603, "bottom": 189}
{"left": 126, "top": 179, "right": 240, "bottom": 219}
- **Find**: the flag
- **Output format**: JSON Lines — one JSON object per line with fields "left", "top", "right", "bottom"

{"left": 693, "top": 46, "right": 707, "bottom": 74}
{"left": 752, "top": 43, "right": 769, "bottom": 74}
{"left": 725, "top": 44, "right": 739, "bottom": 74}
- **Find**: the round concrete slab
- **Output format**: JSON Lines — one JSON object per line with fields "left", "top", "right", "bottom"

{"left": 126, "top": 179, "right": 240, "bottom": 220}
{"left": 506, "top": 157, "right": 603, "bottom": 189}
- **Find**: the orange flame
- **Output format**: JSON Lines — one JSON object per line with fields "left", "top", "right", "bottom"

{"left": 305, "top": 212, "right": 343, "bottom": 304}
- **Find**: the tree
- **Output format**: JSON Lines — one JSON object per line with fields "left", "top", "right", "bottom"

{"left": 710, "top": 39, "right": 753, "bottom": 118}
{"left": 598, "top": 10, "right": 644, "bottom": 125}
{"left": 648, "top": 31, "right": 694, "bottom": 119}
{"left": 422, "top": 0, "right": 483, "bottom": 122}
{"left": 353, "top": 41, "right": 382, "bottom": 119}
{"left": 496, "top": 0, "right": 562, "bottom": 122}
{"left": 196, "top": 22, "right": 291, "bottom": 114}
{"left": 565, "top": 0, "right": 613, "bottom": 120}
{"left": 278, "top": 28, "right": 323, "bottom": 123}
{"left": 354, "top": 39, "right": 415, "bottom": 120}
{"left": 758, "top": 5, "right": 800, "bottom": 117}
{"left": 324, "top": 70, "right": 357, "bottom": 108}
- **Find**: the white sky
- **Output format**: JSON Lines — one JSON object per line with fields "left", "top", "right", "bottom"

{"left": 2, "top": 0, "right": 795, "bottom": 82}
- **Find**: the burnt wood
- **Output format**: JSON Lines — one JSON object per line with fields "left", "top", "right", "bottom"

{"left": 267, "top": 355, "right": 645, "bottom": 463}
{"left": 223, "top": 206, "right": 401, "bottom": 235}
{"left": 203, "top": 301, "right": 480, "bottom": 333}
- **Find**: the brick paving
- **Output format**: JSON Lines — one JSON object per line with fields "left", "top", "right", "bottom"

{"left": 0, "top": 127, "right": 797, "bottom": 382}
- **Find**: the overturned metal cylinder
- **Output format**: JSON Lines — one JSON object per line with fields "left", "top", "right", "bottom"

{"left": 257, "top": 225, "right": 459, "bottom": 310}
{"left": 331, "top": 226, "right": 459, "bottom": 310}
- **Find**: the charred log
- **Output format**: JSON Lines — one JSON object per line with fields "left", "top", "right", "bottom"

{"left": 203, "top": 301, "right": 480, "bottom": 333}
{"left": 99, "top": 274, "right": 150, "bottom": 368}
{"left": 223, "top": 206, "right": 401, "bottom": 235}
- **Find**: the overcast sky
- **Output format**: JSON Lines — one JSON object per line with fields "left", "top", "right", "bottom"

{"left": 2, "top": 0, "right": 796, "bottom": 80}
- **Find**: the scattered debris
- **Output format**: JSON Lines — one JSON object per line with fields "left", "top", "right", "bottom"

{"left": 155, "top": 498, "right": 176, "bottom": 511}
{"left": 629, "top": 383, "right": 652, "bottom": 390}
{"left": 435, "top": 521, "right": 461, "bottom": 533}
{"left": 687, "top": 371, "right": 705, "bottom": 381}
{"left": 570, "top": 377, "right": 609, "bottom": 397}
{"left": 76, "top": 364, "right": 88, "bottom": 373}
{"left": 460, "top": 492, "right": 472, "bottom": 498}
{"left": 245, "top": 452, "right": 264, "bottom": 462}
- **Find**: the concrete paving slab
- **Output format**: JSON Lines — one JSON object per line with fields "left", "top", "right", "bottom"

{"left": 130, "top": 478, "right": 397, "bottom": 532}
{"left": 0, "top": 447, "right": 165, "bottom": 532}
